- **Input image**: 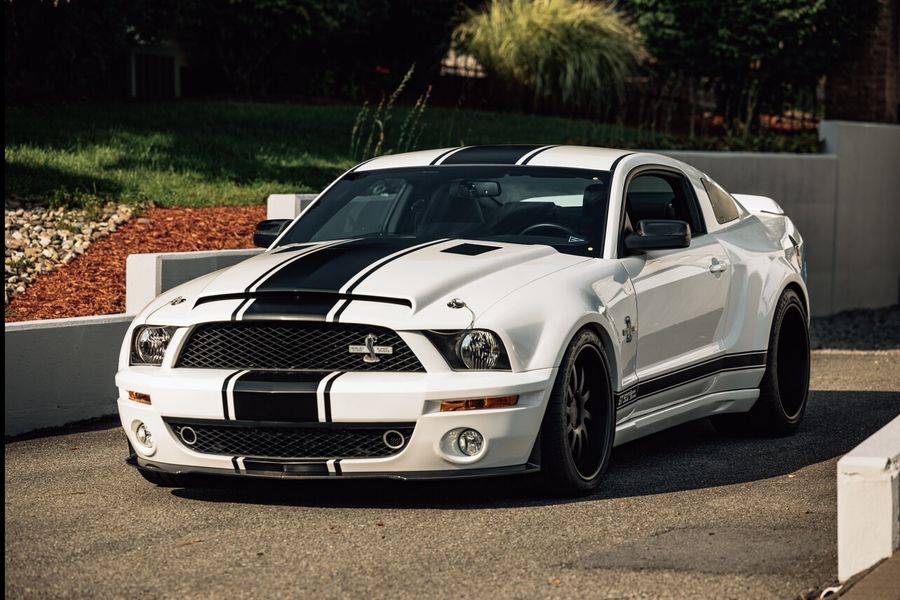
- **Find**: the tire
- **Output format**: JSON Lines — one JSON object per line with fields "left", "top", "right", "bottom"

{"left": 539, "top": 329, "right": 616, "bottom": 496}
{"left": 137, "top": 468, "right": 193, "bottom": 488}
{"left": 713, "top": 288, "right": 810, "bottom": 436}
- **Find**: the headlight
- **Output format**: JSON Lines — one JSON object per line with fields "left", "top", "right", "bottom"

{"left": 424, "top": 329, "right": 511, "bottom": 370}
{"left": 131, "top": 326, "right": 177, "bottom": 366}
{"left": 458, "top": 330, "right": 502, "bottom": 369}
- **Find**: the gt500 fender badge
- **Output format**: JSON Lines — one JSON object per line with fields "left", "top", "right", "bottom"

{"left": 348, "top": 333, "right": 394, "bottom": 363}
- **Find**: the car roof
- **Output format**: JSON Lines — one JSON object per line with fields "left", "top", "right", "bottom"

{"left": 354, "top": 145, "right": 637, "bottom": 173}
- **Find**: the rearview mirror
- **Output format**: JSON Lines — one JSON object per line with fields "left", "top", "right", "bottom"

{"left": 458, "top": 180, "right": 501, "bottom": 199}
{"left": 625, "top": 219, "right": 691, "bottom": 252}
{"left": 253, "top": 219, "right": 291, "bottom": 248}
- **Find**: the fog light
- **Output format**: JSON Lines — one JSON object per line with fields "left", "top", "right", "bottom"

{"left": 135, "top": 422, "right": 153, "bottom": 448}
{"left": 457, "top": 429, "right": 484, "bottom": 456}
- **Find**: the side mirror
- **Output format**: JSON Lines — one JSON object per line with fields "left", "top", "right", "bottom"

{"left": 253, "top": 219, "right": 291, "bottom": 248}
{"left": 625, "top": 219, "right": 691, "bottom": 252}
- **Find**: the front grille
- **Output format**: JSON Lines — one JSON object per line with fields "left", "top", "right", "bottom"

{"left": 168, "top": 421, "right": 415, "bottom": 459}
{"left": 176, "top": 322, "right": 425, "bottom": 372}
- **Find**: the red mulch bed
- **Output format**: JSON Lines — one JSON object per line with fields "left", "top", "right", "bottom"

{"left": 5, "top": 206, "right": 266, "bottom": 322}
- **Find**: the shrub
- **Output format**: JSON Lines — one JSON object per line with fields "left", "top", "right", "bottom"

{"left": 453, "top": 0, "right": 645, "bottom": 112}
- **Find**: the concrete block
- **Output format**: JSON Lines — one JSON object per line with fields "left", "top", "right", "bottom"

{"left": 126, "top": 249, "right": 262, "bottom": 314}
{"left": 4, "top": 314, "right": 132, "bottom": 436}
{"left": 820, "top": 121, "right": 900, "bottom": 313}
{"left": 662, "top": 151, "right": 840, "bottom": 316}
{"left": 837, "top": 414, "right": 900, "bottom": 581}
{"left": 266, "top": 194, "right": 317, "bottom": 220}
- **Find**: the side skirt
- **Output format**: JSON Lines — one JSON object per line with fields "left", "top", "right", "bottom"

{"left": 613, "top": 388, "right": 760, "bottom": 447}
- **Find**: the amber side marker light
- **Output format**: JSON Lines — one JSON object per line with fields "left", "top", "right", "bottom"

{"left": 440, "top": 395, "right": 518, "bottom": 412}
{"left": 128, "top": 391, "right": 152, "bottom": 405}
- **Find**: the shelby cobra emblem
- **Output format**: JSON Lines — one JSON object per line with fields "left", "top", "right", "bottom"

{"left": 118, "top": 144, "right": 811, "bottom": 496}
{"left": 348, "top": 334, "right": 394, "bottom": 363}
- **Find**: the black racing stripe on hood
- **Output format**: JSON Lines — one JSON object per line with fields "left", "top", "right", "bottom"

{"left": 243, "top": 241, "right": 338, "bottom": 294}
{"left": 343, "top": 238, "right": 448, "bottom": 294}
{"left": 255, "top": 238, "right": 429, "bottom": 294}
{"left": 440, "top": 145, "right": 543, "bottom": 165}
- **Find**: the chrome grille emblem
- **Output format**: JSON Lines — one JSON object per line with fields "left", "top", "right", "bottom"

{"left": 348, "top": 333, "right": 394, "bottom": 363}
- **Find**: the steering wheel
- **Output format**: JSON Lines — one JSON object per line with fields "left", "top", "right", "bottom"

{"left": 519, "top": 223, "right": 582, "bottom": 239}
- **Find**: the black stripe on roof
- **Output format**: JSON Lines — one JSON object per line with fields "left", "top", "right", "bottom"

{"left": 440, "top": 145, "right": 543, "bottom": 165}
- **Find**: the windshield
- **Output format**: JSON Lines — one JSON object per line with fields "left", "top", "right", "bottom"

{"left": 277, "top": 166, "right": 611, "bottom": 255}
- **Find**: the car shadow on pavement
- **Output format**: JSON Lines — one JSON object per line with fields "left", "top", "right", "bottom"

{"left": 171, "top": 390, "right": 900, "bottom": 508}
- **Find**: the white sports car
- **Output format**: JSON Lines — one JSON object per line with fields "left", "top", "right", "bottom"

{"left": 117, "top": 145, "right": 810, "bottom": 495}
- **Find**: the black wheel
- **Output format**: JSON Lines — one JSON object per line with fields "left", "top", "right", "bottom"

{"left": 539, "top": 329, "right": 615, "bottom": 496}
{"left": 713, "top": 288, "right": 810, "bottom": 436}
{"left": 137, "top": 468, "right": 193, "bottom": 488}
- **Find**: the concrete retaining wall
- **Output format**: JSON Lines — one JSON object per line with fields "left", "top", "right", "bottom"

{"left": 664, "top": 151, "right": 840, "bottom": 315}
{"left": 126, "top": 249, "right": 262, "bottom": 314}
{"left": 668, "top": 121, "right": 900, "bottom": 316}
{"left": 837, "top": 414, "right": 900, "bottom": 581}
{"left": 4, "top": 314, "right": 132, "bottom": 436}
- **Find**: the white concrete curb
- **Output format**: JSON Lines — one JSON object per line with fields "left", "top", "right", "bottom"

{"left": 837, "top": 414, "right": 900, "bottom": 581}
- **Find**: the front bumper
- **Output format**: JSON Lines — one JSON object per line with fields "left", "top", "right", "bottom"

{"left": 117, "top": 367, "right": 555, "bottom": 479}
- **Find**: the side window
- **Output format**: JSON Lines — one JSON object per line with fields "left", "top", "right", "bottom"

{"left": 701, "top": 178, "right": 740, "bottom": 224}
{"left": 624, "top": 172, "right": 704, "bottom": 236}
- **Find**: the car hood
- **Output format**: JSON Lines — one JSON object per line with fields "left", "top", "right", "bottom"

{"left": 139, "top": 238, "right": 591, "bottom": 330}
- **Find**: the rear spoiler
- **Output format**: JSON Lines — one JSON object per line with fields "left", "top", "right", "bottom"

{"left": 732, "top": 194, "right": 784, "bottom": 215}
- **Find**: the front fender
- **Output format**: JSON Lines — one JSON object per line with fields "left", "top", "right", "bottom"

{"left": 476, "top": 259, "right": 637, "bottom": 391}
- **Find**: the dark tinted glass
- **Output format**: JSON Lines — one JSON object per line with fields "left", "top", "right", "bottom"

{"left": 277, "top": 166, "right": 611, "bottom": 255}
{"left": 701, "top": 178, "right": 741, "bottom": 224}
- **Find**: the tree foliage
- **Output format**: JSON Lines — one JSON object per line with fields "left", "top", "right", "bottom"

{"left": 624, "top": 0, "right": 882, "bottom": 124}
{"left": 4, "top": 0, "right": 471, "bottom": 101}
{"left": 453, "top": 0, "right": 645, "bottom": 112}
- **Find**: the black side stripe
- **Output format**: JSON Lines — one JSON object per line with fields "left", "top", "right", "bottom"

{"left": 441, "top": 145, "right": 542, "bottom": 165}
{"left": 429, "top": 147, "right": 463, "bottom": 165}
{"left": 231, "top": 456, "right": 240, "bottom": 473}
{"left": 520, "top": 145, "right": 559, "bottom": 165}
{"left": 323, "top": 372, "right": 342, "bottom": 422}
{"left": 614, "top": 351, "right": 767, "bottom": 409}
{"left": 333, "top": 459, "right": 343, "bottom": 475}
{"left": 221, "top": 370, "right": 244, "bottom": 419}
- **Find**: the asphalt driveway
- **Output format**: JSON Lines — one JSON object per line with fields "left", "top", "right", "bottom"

{"left": 5, "top": 351, "right": 899, "bottom": 599}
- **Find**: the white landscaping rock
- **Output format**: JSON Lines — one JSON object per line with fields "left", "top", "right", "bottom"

{"left": 4, "top": 201, "right": 134, "bottom": 305}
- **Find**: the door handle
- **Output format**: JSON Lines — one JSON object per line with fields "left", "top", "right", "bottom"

{"left": 708, "top": 259, "right": 728, "bottom": 273}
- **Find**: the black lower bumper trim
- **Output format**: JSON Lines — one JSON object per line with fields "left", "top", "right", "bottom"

{"left": 129, "top": 456, "right": 539, "bottom": 481}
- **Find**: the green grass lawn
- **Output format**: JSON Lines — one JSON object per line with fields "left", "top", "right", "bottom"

{"left": 4, "top": 101, "right": 646, "bottom": 208}
{"left": 5, "top": 100, "right": 818, "bottom": 208}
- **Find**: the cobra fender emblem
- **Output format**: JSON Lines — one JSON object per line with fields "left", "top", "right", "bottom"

{"left": 348, "top": 333, "right": 394, "bottom": 363}
{"left": 622, "top": 316, "right": 636, "bottom": 343}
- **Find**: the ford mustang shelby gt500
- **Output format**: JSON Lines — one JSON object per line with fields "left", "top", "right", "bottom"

{"left": 118, "top": 145, "right": 810, "bottom": 494}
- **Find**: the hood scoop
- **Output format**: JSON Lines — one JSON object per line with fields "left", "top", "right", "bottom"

{"left": 441, "top": 243, "right": 501, "bottom": 256}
